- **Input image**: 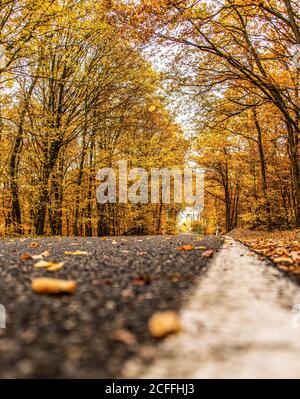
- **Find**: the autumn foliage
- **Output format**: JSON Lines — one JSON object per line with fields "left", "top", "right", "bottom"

{"left": 0, "top": 0, "right": 299, "bottom": 235}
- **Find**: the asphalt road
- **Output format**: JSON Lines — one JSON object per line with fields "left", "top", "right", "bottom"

{"left": 0, "top": 234, "right": 222, "bottom": 378}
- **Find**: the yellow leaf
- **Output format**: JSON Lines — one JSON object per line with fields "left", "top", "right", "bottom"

{"left": 273, "top": 256, "right": 293, "bottom": 265}
{"left": 148, "top": 311, "right": 181, "bottom": 338}
{"left": 32, "top": 278, "right": 76, "bottom": 294}
{"left": 64, "top": 251, "right": 89, "bottom": 256}
{"left": 34, "top": 260, "right": 65, "bottom": 270}
{"left": 31, "top": 251, "right": 50, "bottom": 260}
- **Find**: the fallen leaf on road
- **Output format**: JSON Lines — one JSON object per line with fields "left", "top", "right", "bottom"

{"left": 64, "top": 251, "right": 89, "bottom": 256}
{"left": 34, "top": 260, "right": 65, "bottom": 271}
{"left": 273, "top": 247, "right": 289, "bottom": 256}
{"left": 20, "top": 253, "right": 33, "bottom": 261}
{"left": 132, "top": 276, "right": 151, "bottom": 286}
{"left": 148, "top": 311, "right": 181, "bottom": 338}
{"left": 176, "top": 245, "right": 194, "bottom": 251}
{"left": 291, "top": 251, "right": 300, "bottom": 263}
{"left": 32, "top": 278, "right": 76, "bottom": 294}
{"left": 202, "top": 249, "right": 214, "bottom": 258}
{"left": 111, "top": 329, "right": 137, "bottom": 345}
{"left": 111, "top": 240, "right": 118, "bottom": 245}
{"left": 195, "top": 246, "right": 206, "bottom": 250}
{"left": 47, "top": 263, "right": 65, "bottom": 272}
{"left": 167, "top": 273, "right": 181, "bottom": 282}
{"left": 31, "top": 251, "right": 50, "bottom": 260}
{"left": 277, "top": 264, "right": 291, "bottom": 271}
{"left": 29, "top": 242, "right": 40, "bottom": 249}
{"left": 122, "top": 288, "right": 135, "bottom": 298}
{"left": 273, "top": 256, "right": 294, "bottom": 265}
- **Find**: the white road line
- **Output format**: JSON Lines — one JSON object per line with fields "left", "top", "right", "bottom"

{"left": 123, "top": 238, "right": 300, "bottom": 379}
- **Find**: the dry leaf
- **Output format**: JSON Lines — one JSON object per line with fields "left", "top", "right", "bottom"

{"left": 111, "top": 240, "right": 118, "bottom": 245}
{"left": 148, "top": 311, "right": 181, "bottom": 338}
{"left": 202, "top": 249, "right": 214, "bottom": 258}
{"left": 32, "top": 278, "right": 76, "bottom": 294}
{"left": 111, "top": 329, "right": 137, "bottom": 345}
{"left": 29, "top": 242, "right": 40, "bottom": 249}
{"left": 20, "top": 253, "right": 33, "bottom": 261}
{"left": 176, "top": 245, "right": 194, "bottom": 251}
{"left": 31, "top": 251, "right": 50, "bottom": 260}
{"left": 273, "top": 247, "right": 289, "bottom": 256}
{"left": 34, "top": 260, "right": 65, "bottom": 270}
{"left": 122, "top": 288, "right": 135, "bottom": 298}
{"left": 132, "top": 276, "right": 151, "bottom": 286}
{"left": 273, "top": 256, "right": 294, "bottom": 265}
{"left": 291, "top": 251, "right": 300, "bottom": 263}
{"left": 47, "top": 263, "right": 65, "bottom": 272}
{"left": 277, "top": 265, "right": 291, "bottom": 271}
{"left": 64, "top": 251, "right": 89, "bottom": 256}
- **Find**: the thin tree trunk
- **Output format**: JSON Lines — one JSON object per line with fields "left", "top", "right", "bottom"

{"left": 286, "top": 121, "right": 300, "bottom": 226}
{"left": 252, "top": 109, "right": 271, "bottom": 229}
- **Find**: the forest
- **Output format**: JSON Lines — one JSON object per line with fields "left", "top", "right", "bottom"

{"left": 0, "top": 0, "right": 299, "bottom": 236}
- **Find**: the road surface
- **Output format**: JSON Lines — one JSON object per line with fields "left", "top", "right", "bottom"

{"left": 0, "top": 235, "right": 300, "bottom": 378}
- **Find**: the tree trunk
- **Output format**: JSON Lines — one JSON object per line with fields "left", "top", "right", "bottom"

{"left": 252, "top": 109, "right": 271, "bottom": 229}
{"left": 286, "top": 121, "right": 300, "bottom": 226}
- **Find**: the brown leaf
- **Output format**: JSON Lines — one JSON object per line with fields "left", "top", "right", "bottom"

{"left": 273, "top": 256, "right": 294, "bottom": 265}
{"left": 176, "top": 245, "right": 194, "bottom": 251}
{"left": 111, "top": 329, "right": 137, "bottom": 345}
{"left": 20, "top": 253, "right": 33, "bottom": 261}
{"left": 122, "top": 288, "right": 135, "bottom": 298}
{"left": 148, "top": 311, "right": 181, "bottom": 338}
{"left": 291, "top": 251, "right": 300, "bottom": 263}
{"left": 132, "top": 276, "right": 151, "bottom": 286}
{"left": 273, "top": 247, "right": 289, "bottom": 256}
{"left": 277, "top": 265, "right": 291, "bottom": 271}
{"left": 32, "top": 278, "right": 76, "bottom": 294}
{"left": 29, "top": 242, "right": 40, "bottom": 249}
{"left": 202, "top": 249, "right": 214, "bottom": 258}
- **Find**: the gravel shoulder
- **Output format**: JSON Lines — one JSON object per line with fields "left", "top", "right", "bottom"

{"left": 0, "top": 234, "right": 222, "bottom": 378}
